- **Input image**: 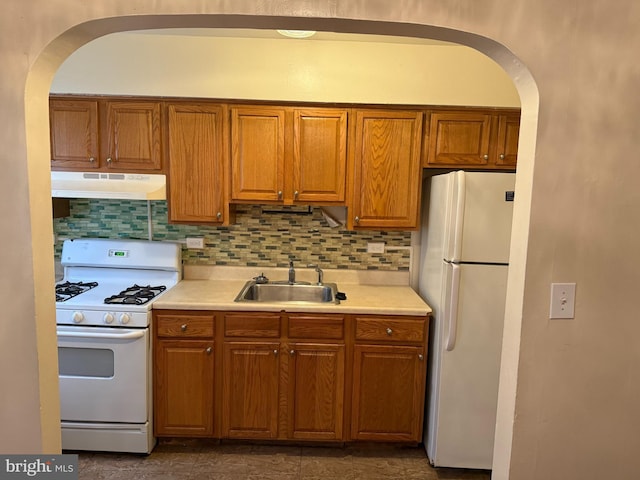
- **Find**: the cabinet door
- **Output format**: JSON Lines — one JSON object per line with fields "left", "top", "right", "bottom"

{"left": 167, "top": 103, "right": 226, "bottom": 223}
{"left": 50, "top": 99, "right": 99, "bottom": 170}
{"left": 230, "top": 106, "right": 285, "bottom": 202}
{"left": 287, "top": 343, "right": 345, "bottom": 441}
{"left": 351, "top": 344, "right": 426, "bottom": 442}
{"left": 103, "top": 101, "right": 162, "bottom": 171}
{"left": 426, "top": 111, "right": 492, "bottom": 166}
{"left": 495, "top": 113, "right": 520, "bottom": 168}
{"left": 293, "top": 109, "right": 348, "bottom": 203}
{"left": 154, "top": 340, "right": 214, "bottom": 436}
{"left": 222, "top": 341, "right": 280, "bottom": 439}
{"left": 351, "top": 110, "right": 423, "bottom": 229}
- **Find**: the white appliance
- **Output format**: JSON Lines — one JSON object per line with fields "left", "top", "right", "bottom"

{"left": 55, "top": 238, "right": 181, "bottom": 454}
{"left": 51, "top": 171, "right": 166, "bottom": 200}
{"left": 418, "top": 170, "right": 515, "bottom": 469}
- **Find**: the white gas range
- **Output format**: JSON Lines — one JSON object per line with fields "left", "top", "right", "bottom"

{"left": 55, "top": 238, "right": 182, "bottom": 454}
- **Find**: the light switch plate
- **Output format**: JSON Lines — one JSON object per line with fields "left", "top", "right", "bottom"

{"left": 550, "top": 283, "right": 576, "bottom": 319}
{"left": 186, "top": 237, "right": 204, "bottom": 249}
{"left": 367, "top": 242, "right": 385, "bottom": 254}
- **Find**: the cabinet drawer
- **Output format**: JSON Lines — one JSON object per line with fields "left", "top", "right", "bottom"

{"left": 355, "top": 317, "right": 425, "bottom": 343}
{"left": 224, "top": 313, "right": 281, "bottom": 338}
{"left": 288, "top": 315, "right": 345, "bottom": 339}
{"left": 156, "top": 315, "right": 214, "bottom": 338}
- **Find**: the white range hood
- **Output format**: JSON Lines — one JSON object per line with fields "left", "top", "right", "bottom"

{"left": 51, "top": 171, "right": 166, "bottom": 200}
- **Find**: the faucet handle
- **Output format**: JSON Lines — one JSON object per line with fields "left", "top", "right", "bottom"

{"left": 253, "top": 273, "right": 269, "bottom": 284}
{"left": 308, "top": 264, "right": 323, "bottom": 284}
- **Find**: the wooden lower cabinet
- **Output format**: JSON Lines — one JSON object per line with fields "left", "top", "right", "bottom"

{"left": 153, "top": 310, "right": 428, "bottom": 444}
{"left": 221, "top": 341, "right": 280, "bottom": 439}
{"left": 154, "top": 312, "right": 215, "bottom": 437}
{"left": 351, "top": 344, "right": 426, "bottom": 442}
{"left": 155, "top": 340, "right": 214, "bottom": 436}
{"left": 287, "top": 343, "right": 345, "bottom": 441}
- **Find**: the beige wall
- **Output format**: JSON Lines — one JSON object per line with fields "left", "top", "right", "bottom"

{"left": 2, "top": 2, "right": 639, "bottom": 480}
{"left": 50, "top": 31, "right": 520, "bottom": 107}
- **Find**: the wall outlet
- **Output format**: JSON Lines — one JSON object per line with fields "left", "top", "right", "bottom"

{"left": 549, "top": 283, "right": 576, "bottom": 319}
{"left": 367, "top": 242, "right": 385, "bottom": 254}
{"left": 186, "top": 237, "right": 205, "bottom": 249}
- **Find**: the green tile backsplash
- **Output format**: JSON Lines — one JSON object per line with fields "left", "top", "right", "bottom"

{"left": 53, "top": 200, "right": 412, "bottom": 270}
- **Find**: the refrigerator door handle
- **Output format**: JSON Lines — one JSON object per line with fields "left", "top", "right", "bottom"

{"left": 445, "top": 263, "right": 461, "bottom": 351}
{"left": 451, "top": 171, "right": 466, "bottom": 262}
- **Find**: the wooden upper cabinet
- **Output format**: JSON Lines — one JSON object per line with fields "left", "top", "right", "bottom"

{"left": 50, "top": 99, "right": 100, "bottom": 170}
{"left": 495, "top": 112, "right": 520, "bottom": 167}
{"left": 293, "top": 108, "right": 348, "bottom": 203}
{"left": 49, "top": 96, "right": 164, "bottom": 172}
{"left": 350, "top": 109, "right": 423, "bottom": 230}
{"left": 103, "top": 100, "right": 162, "bottom": 171}
{"left": 166, "top": 103, "right": 227, "bottom": 224}
{"left": 426, "top": 111, "right": 492, "bottom": 167}
{"left": 230, "top": 106, "right": 285, "bottom": 202}
{"left": 425, "top": 109, "right": 520, "bottom": 169}
{"left": 230, "top": 105, "right": 348, "bottom": 205}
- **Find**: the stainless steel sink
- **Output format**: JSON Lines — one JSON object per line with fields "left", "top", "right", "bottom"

{"left": 234, "top": 281, "right": 340, "bottom": 304}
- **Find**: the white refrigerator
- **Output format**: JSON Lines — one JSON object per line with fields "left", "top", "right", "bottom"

{"left": 418, "top": 170, "right": 515, "bottom": 470}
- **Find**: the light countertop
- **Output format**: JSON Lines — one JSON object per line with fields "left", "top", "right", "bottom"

{"left": 153, "top": 266, "right": 432, "bottom": 316}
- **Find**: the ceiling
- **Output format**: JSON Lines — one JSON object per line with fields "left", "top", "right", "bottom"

{"left": 128, "top": 28, "right": 458, "bottom": 46}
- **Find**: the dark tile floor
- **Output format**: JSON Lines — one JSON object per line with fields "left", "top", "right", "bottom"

{"left": 75, "top": 440, "right": 491, "bottom": 480}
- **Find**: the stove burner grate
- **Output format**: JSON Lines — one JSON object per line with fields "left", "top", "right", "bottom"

{"left": 104, "top": 284, "right": 167, "bottom": 306}
{"left": 56, "top": 281, "right": 99, "bottom": 302}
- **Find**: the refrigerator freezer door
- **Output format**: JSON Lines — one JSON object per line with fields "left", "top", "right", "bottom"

{"left": 429, "top": 262, "right": 508, "bottom": 469}
{"left": 420, "top": 173, "right": 453, "bottom": 287}
{"left": 445, "top": 171, "right": 515, "bottom": 264}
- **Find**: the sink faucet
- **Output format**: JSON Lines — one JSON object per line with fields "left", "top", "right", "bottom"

{"left": 288, "top": 260, "right": 296, "bottom": 284}
{"left": 308, "top": 264, "right": 323, "bottom": 284}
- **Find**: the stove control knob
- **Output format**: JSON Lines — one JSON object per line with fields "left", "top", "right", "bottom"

{"left": 72, "top": 311, "right": 84, "bottom": 324}
{"left": 103, "top": 313, "right": 115, "bottom": 324}
{"left": 119, "top": 313, "right": 131, "bottom": 325}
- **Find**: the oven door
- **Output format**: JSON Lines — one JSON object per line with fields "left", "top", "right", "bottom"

{"left": 57, "top": 325, "right": 149, "bottom": 424}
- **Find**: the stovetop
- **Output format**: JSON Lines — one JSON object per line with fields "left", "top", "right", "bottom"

{"left": 55, "top": 238, "right": 182, "bottom": 327}
{"left": 56, "top": 281, "right": 168, "bottom": 306}
{"left": 56, "top": 281, "right": 99, "bottom": 302}
{"left": 104, "top": 284, "right": 167, "bottom": 305}
{"left": 55, "top": 275, "right": 179, "bottom": 327}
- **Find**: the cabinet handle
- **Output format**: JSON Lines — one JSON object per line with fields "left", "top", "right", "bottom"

{"left": 277, "top": 191, "right": 283, "bottom": 200}
{"left": 273, "top": 349, "right": 279, "bottom": 356}
{"left": 418, "top": 354, "right": 424, "bottom": 361}
{"left": 106, "top": 157, "right": 113, "bottom": 164}
{"left": 88, "top": 157, "right": 96, "bottom": 163}
{"left": 206, "top": 347, "right": 212, "bottom": 355}
{"left": 294, "top": 191, "right": 299, "bottom": 200}
{"left": 386, "top": 327, "right": 393, "bottom": 336}
{"left": 290, "top": 349, "right": 295, "bottom": 356}
{"left": 483, "top": 154, "right": 489, "bottom": 160}
{"left": 180, "top": 324, "right": 187, "bottom": 332}
{"left": 216, "top": 212, "right": 222, "bottom": 220}
{"left": 354, "top": 216, "right": 360, "bottom": 224}
{"left": 499, "top": 154, "right": 505, "bottom": 160}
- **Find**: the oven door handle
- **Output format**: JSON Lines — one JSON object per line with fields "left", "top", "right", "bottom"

{"left": 56, "top": 329, "right": 146, "bottom": 340}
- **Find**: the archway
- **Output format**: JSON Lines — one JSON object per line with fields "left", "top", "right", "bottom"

{"left": 25, "top": 14, "right": 538, "bottom": 477}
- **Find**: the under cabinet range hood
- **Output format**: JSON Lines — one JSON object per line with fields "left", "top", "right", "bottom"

{"left": 51, "top": 172, "right": 166, "bottom": 200}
